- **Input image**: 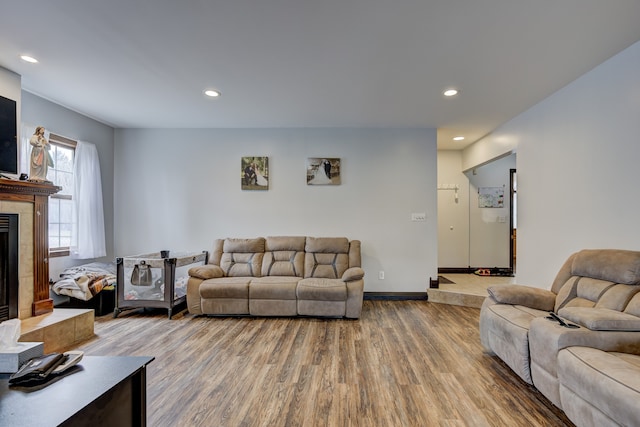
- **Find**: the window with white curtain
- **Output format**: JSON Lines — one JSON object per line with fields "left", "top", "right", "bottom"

{"left": 20, "top": 124, "right": 106, "bottom": 260}
{"left": 47, "top": 133, "right": 76, "bottom": 256}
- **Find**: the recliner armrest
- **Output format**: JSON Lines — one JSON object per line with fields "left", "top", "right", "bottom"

{"left": 487, "top": 284, "right": 556, "bottom": 311}
{"left": 342, "top": 267, "right": 365, "bottom": 282}
{"left": 188, "top": 264, "right": 224, "bottom": 280}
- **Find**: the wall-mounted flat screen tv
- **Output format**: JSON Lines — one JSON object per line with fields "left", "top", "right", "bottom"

{"left": 0, "top": 95, "right": 18, "bottom": 175}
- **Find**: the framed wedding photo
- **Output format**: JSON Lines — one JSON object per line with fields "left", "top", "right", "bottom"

{"left": 307, "top": 157, "right": 340, "bottom": 185}
{"left": 241, "top": 156, "right": 269, "bottom": 190}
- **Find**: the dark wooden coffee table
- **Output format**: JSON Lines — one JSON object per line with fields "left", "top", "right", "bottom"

{"left": 0, "top": 355, "right": 154, "bottom": 426}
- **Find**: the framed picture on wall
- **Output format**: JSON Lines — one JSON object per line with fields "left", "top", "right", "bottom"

{"left": 307, "top": 158, "right": 340, "bottom": 185}
{"left": 478, "top": 186, "right": 504, "bottom": 207}
{"left": 241, "top": 156, "right": 269, "bottom": 190}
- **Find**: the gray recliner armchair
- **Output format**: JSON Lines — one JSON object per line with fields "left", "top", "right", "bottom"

{"left": 479, "top": 249, "right": 640, "bottom": 422}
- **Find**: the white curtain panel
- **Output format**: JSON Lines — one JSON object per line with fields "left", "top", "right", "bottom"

{"left": 70, "top": 140, "right": 106, "bottom": 259}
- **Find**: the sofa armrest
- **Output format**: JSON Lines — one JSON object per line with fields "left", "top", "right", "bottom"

{"left": 188, "top": 264, "right": 224, "bottom": 280}
{"left": 186, "top": 277, "right": 204, "bottom": 315}
{"left": 342, "top": 267, "right": 365, "bottom": 282}
{"left": 487, "top": 284, "right": 556, "bottom": 311}
{"left": 559, "top": 307, "right": 640, "bottom": 331}
{"left": 345, "top": 278, "right": 364, "bottom": 319}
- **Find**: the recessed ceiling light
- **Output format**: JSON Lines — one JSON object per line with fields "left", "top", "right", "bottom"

{"left": 204, "top": 89, "right": 220, "bottom": 98}
{"left": 20, "top": 55, "right": 38, "bottom": 63}
{"left": 443, "top": 88, "right": 458, "bottom": 97}
{"left": 453, "top": 136, "right": 465, "bottom": 141}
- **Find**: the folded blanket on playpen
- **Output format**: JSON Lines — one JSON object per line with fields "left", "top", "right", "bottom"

{"left": 52, "top": 262, "right": 117, "bottom": 301}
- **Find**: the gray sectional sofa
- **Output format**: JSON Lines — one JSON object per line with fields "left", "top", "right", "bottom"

{"left": 186, "top": 236, "right": 365, "bottom": 318}
{"left": 480, "top": 249, "right": 640, "bottom": 426}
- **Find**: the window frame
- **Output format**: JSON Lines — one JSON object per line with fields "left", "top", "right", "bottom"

{"left": 47, "top": 133, "right": 77, "bottom": 258}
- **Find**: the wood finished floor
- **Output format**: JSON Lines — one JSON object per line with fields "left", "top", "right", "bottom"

{"left": 73, "top": 301, "right": 573, "bottom": 427}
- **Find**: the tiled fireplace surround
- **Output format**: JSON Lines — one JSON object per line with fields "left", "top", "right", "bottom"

{"left": 1, "top": 179, "right": 94, "bottom": 353}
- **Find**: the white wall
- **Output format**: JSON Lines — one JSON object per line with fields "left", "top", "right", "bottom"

{"left": 114, "top": 128, "right": 438, "bottom": 293}
{"left": 465, "top": 39, "right": 640, "bottom": 288}
{"left": 437, "top": 151, "right": 469, "bottom": 268}
{"left": 20, "top": 91, "right": 115, "bottom": 278}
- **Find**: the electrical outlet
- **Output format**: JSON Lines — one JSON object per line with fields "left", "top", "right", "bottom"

{"left": 411, "top": 212, "right": 426, "bottom": 221}
{"left": 379, "top": 271, "right": 385, "bottom": 280}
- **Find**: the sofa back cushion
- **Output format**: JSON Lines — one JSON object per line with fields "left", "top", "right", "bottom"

{"left": 554, "top": 249, "right": 640, "bottom": 313}
{"left": 624, "top": 293, "right": 640, "bottom": 317}
{"left": 220, "top": 238, "right": 265, "bottom": 277}
{"left": 261, "top": 236, "right": 306, "bottom": 277}
{"left": 555, "top": 277, "right": 617, "bottom": 311}
{"left": 304, "top": 237, "right": 350, "bottom": 279}
{"left": 597, "top": 284, "right": 640, "bottom": 311}
{"left": 571, "top": 249, "right": 640, "bottom": 285}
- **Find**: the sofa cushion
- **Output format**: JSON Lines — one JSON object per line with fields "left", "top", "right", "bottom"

{"left": 199, "top": 277, "right": 251, "bottom": 299}
{"left": 558, "top": 347, "right": 640, "bottom": 427}
{"left": 305, "top": 237, "right": 349, "bottom": 254}
{"left": 555, "top": 276, "right": 616, "bottom": 312}
{"left": 304, "top": 237, "right": 350, "bottom": 279}
{"left": 298, "top": 300, "right": 346, "bottom": 317}
{"left": 624, "top": 292, "right": 640, "bottom": 317}
{"left": 249, "top": 276, "right": 299, "bottom": 300}
{"left": 223, "top": 237, "right": 265, "bottom": 253}
{"left": 188, "top": 264, "right": 224, "bottom": 280}
{"left": 250, "top": 299, "right": 297, "bottom": 316}
{"left": 571, "top": 249, "right": 640, "bottom": 285}
{"left": 221, "top": 253, "right": 264, "bottom": 277}
{"left": 558, "top": 307, "right": 640, "bottom": 331}
{"left": 528, "top": 314, "right": 640, "bottom": 398}
{"left": 220, "top": 238, "right": 265, "bottom": 277}
{"left": 480, "top": 303, "right": 549, "bottom": 384}
{"left": 612, "top": 351, "right": 640, "bottom": 368}
{"left": 342, "top": 267, "right": 365, "bottom": 282}
{"left": 261, "top": 236, "right": 305, "bottom": 277}
{"left": 305, "top": 253, "right": 349, "bottom": 279}
{"left": 595, "top": 284, "right": 640, "bottom": 311}
{"left": 265, "top": 236, "right": 306, "bottom": 251}
{"left": 297, "top": 278, "right": 347, "bottom": 301}
{"left": 487, "top": 285, "right": 556, "bottom": 311}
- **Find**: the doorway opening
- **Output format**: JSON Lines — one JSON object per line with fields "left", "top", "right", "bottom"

{"left": 509, "top": 169, "right": 517, "bottom": 274}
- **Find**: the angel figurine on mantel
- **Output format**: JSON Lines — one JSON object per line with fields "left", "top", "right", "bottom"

{"left": 29, "top": 126, "right": 54, "bottom": 182}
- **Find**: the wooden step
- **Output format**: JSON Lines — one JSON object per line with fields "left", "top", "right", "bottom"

{"left": 19, "top": 308, "right": 94, "bottom": 353}
{"left": 427, "top": 288, "right": 486, "bottom": 308}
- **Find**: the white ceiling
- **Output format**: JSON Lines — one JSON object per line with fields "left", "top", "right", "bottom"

{"left": 1, "top": 0, "right": 640, "bottom": 149}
